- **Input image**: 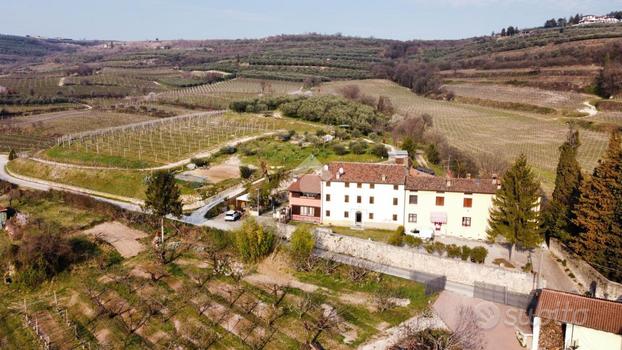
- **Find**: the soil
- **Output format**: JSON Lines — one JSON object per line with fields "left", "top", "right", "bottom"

{"left": 84, "top": 221, "right": 148, "bottom": 258}
{"left": 186, "top": 156, "right": 242, "bottom": 184}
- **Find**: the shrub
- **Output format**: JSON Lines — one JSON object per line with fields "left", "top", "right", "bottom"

{"left": 349, "top": 141, "right": 368, "bottom": 154}
{"left": 432, "top": 242, "right": 446, "bottom": 255}
{"left": 403, "top": 235, "right": 423, "bottom": 247}
{"left": 446, "top": 244, "right": 462, "bottom": 259}
{"left": 370, "top": 144, "right": 389, "bottom": 158}
{"left": 220, "top": 145, "right": 237, "bottom": 155}
{"left": 332, "top": 144, "right": 349, "bottom": 156}
{"left": 522, "top": 262, "right": 533, "bottom": 273}
{"left": 460, "top": 246, "right": 471, "bottom": 261}
{"left": 424, "top": 243, "right": 435, "bottom": 254}
{"left": 388, "top": 226, "right": 405, "bottom": 246}
{"left": 8, "top": 149, "right": 17, "bottom": 161}
{"left": 204, "top": 203, "right": 225, "bottom": 219}
{"left": 104, "top": 250, "right": 123, "bottom": 267}
{"left": 289, "top": 225, "right": 315, "bottom": 266}
{"left": 470, "top": 247, "right": 488, "bottom": 264}
{"left": 493, "top": 258, "right": 515, "bottom": 268}
{"left": 191, "top": 157, "right": 209, "bottom": 167}
{"left": 239, "top": 165, "right": 254, "bottom": 179}
{"left": 233, "top": 218, "right": 275, "bottom": 263}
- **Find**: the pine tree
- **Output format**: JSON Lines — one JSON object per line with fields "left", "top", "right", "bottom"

{"left": 543, "top": 127, "right": 583, "bottom": 242}
{"left": 487, "top": 154, "right": 542, "bottom": 260}
{"left": 573, "top": 132, "right": 622, "bottom": 282}
{"left": 144, "top": 171, "right": 183, "bottom": 245}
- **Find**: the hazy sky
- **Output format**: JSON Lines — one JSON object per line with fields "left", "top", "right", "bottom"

{"left": 3, "top": 0, "right": 622, "bottom": 41}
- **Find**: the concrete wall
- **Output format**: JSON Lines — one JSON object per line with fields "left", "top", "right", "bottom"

{"left": 321, "top": 181, "right": 403, "bottom": 230}
{"left": 549, "top": 239, "right": 622, "bottom": 300}
{"left": 403, "top": 190, "right": 493, "bottom": 240}
{"left": 313, "top": 230, "right": 537, "bottom": 294}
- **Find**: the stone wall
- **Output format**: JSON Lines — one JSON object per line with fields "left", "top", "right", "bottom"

{"left": 311, "top": 229, "right": 538, "bottom": 294}
{"left": 549, "top": 239, "right": 622, "bottom": 300}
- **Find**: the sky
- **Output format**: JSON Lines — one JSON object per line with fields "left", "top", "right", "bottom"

{"left": 2, "top": 0, "right": 622, "bottom": 41}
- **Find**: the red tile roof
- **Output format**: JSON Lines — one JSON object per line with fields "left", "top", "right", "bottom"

{"left": 406, "top": 176, "right": 498, "bottom": 194}
{"left": 322, "top": 162, "right": 408, "bottom": 185}
{"left": 288, "top": 174, "right": 321, "bottom": 194}
{"left": 535, "top": 289, "right": 622, "bottom": 334}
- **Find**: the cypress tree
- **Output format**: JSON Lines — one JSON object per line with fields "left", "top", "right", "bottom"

{"left": 543, "top": 127, "right": 583, "bottom": 242}
{"left": 487, "top": 154, "right": 543, "bottom": 260}
{"left": 573, "top": 132, "right": 622, "bottom": 282}
{"left": 8, "top": 149, "right": 17, "bottom": 161}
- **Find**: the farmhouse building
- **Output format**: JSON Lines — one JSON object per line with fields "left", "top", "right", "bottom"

{"left": 577, "top": 15, "right": 620, "bottom": 25}
{"left": 287, "top": 174, "right": 322, "bottom": 224}
{"left": 287, "top": 159, "right": 501, "bottom": 240}
{"left": 531, "top": 289, "right": 622, "bottom": 350}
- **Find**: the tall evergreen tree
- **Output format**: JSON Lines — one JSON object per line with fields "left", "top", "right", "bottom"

{"left": 543, "top": 127, "right": 583, "bottom": 242}
{"left": 487, "top": 154, "right": 542, "bottom": 260}
{"left": 144, "top": 171, "right": 183, "bottom": 245}
{"left": 573, "top": 132, "right": 622, "bottom": 282}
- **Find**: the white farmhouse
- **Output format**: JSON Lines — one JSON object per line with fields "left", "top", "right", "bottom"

{"left": 307, "top": 159, "right": 500, "bottom": 240}
{"left": 577, "top": 15, "right": 620, "bottom": 26}
{"left": 320, "top": 162, "right": 408, "bottom": 230}
{"left": 404, "top": 176, "right": 499, "bottom": 240}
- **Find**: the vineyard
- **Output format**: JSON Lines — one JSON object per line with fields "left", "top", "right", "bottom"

{"left": 0, "top": 110, "right": 158, "bottom": 153}
{"left": 45, "top": 111, "right": 280, "bottom": 168}
{"left": 156, "top": 78, "right": 305, "bottom": 110}
{"left": 445, "top": 82, "right": 590, "bottom": 112}
{"left": 320, "top": 79, "right": 610, "bottom": 190}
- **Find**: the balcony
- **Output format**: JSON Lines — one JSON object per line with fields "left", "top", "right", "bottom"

{"left": 289, "top": 193, "right": 321, "bottom": 207}
{"left": 291, "top": 214, "right": 321, "bottom": 224}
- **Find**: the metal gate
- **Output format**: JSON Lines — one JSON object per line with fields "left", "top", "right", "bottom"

{"left": 474, "top": 281, "right": 533, "bottom": 309}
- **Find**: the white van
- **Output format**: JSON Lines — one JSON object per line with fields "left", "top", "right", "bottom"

{"left": 407, "top": 226, "right": 434, "bottom": 241}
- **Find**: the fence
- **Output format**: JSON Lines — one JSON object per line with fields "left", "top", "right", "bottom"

{"left": 474, "top": 281, "right": 534, "bottom": 309}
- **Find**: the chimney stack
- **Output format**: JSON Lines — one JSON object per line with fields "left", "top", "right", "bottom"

{"left": 446, "top": 178, "right": 452, "bottom": 187}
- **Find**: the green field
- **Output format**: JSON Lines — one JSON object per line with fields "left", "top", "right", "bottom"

{"left": 320, "top": 79, "right": 610, "bottom": 191}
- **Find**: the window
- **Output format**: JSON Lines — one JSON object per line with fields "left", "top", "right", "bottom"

{"left": 393, "top": 185, "right": 399, "bottom": 190}
{"left": 345, "top": 195, "right": 349, "bottom": 203}
{"left": 393, "top": 198, "right": 398, "bottom": 206}
{"left": 392, "top": 214, "right": 398, "bottom": 221}
{"left": 357, "top": 183, "right": 362, "bottom": 188}
{"left": 326, "top": 181, "right": 331, "bottom": 187}
{"left": 462, "top": 217, "right": 472, "bottom": 227}
{"left": 301, "top": 206, "right": 315, "bottom": 216}
{"left": 370, "top": 184, "right": 375, "bottom": 189}
{"left": 357, "top": 196, "right": 361, "bottom": 203}
{"left": 409, "top": 195, "right": 418, "bottom": 204}
{"left": 408, "top": 213, "right": 417, "bottom": 223}
{"left": 369, "top": 196, "right": 374, "bottom": 204}
{"left": 463, "top": 198, "right": 473, "bottom": 208}
{"left": 325, "top": 210, "right": 330, "bottom": 217}
{"left": 369, "top": 213, "right": 374, "bottom": 220}
{"left": 436, "top": 196, "right": 445, "bottom": 206}
{"left": 325, "top": 194, "right": 331, "bottom": 201}
{"left": 344, "top": 211, "right": 349, "bottom": 218}
{"left": 345, "top": 182, "right": 350, "bottom": 188}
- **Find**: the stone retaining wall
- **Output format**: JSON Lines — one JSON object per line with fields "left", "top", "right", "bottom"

{"left": 549, "top": 238, "right": 622, "bottom": 300}
{"left": 311, "top": 229, "right": 538, "bottom": 294}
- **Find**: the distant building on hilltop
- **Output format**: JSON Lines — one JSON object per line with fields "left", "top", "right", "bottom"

{"left": 577, "top": 15, "right": 620, "bottom": 26}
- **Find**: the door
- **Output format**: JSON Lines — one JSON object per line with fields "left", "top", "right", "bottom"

{"left": 355, "top": 211, "right": 362, "bottom": 225}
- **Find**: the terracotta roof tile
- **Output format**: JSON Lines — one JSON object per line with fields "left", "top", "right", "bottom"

{"left": 288, "top": 174, "right": 321, "bottom": 194}
{"left": 406, "top": 176, "right": 498, "bottom": 194}
{"left": 535, "top": 289, "right": 622, "bottom": 334}
{"left": 322, "top": 162, "right": 407, "bottom": 185}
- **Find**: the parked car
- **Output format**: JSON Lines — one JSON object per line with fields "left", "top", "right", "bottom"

{"left": 224, "top": 210, "right": 242, "bottom": 221}
{"left": 407, "top": 227, "right": 434, "bottom": 241}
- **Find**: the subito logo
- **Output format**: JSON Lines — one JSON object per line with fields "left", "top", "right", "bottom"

{"left": 473, "top": 301, "right": 501, "bottom": 330}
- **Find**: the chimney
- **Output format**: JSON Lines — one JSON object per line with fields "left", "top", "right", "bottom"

{"left": 466, "top": 173, "right": 471, "bottom": 179}
{"left": 492, "top": 173, "right": 498, "bottom": 185}
{"left": 381, "top": 174, "right": 387, "bottom": 182}
{"left": 339, "top": 167, "right": 345, "bottom": 175}
{"left": 293, "top": 177, "right": 298, "bottom": 182}
{"left": 446, "top": 178, "right": 452, "bottom": 187}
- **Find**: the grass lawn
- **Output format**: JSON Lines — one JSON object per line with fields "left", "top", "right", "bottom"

{"left": 11, "top": 195, "right": 108, "bottom": 230}
{"left": 330, "top": 226, "right": 395, "bottom": 243}
{"left": 7, "top": 158, "right": 149, "bottom": 200}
